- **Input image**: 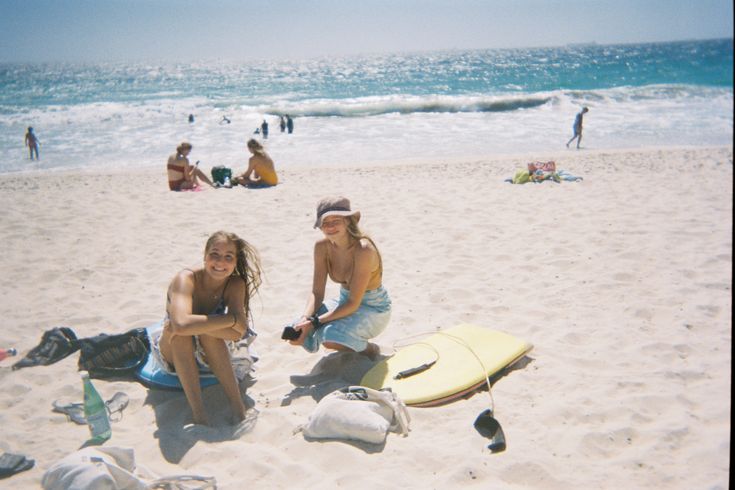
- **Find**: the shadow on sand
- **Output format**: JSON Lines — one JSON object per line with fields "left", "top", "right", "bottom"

{"left": 144, "top": 376, "right": 257, "bottom": 464}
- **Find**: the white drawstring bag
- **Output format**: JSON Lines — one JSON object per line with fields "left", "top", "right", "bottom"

{"left": 41, "top": 446, "right": 216, "bottom": 490}
{"left": 296, "top": 386, "right": 410, "bottom": 444}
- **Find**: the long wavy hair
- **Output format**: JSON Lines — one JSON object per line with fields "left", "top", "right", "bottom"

{"left": 344, "top": 216, "right": 383, "bottom": 277}
{"left": 204, "top": 231, "right": 263, "bottom": 322}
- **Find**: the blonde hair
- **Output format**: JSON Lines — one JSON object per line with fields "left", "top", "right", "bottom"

{"left": 204, "top": 231, "right": 263, "bottom": 324}
{"left": 344, "top": 216, "right": 383, "bottom": 277}
{"left": 176, "top": 142, "right": 192, "bottom": 155}
{"left": 247, "top": 138, "right": 266, "bottom": 156}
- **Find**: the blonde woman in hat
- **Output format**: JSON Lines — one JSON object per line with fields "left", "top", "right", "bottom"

{"left": 286, "top": 196, "right": 391, "bottom": 357}
{"left": 166, "top": 141, "right": 216, "bottom": 191}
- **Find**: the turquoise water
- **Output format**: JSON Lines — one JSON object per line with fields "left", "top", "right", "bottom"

{"left": 0, "top": 38, "right": 732, "bottom": 173}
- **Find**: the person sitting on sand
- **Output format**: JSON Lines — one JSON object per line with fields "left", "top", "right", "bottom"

{"left": 166, "top": 142, "right": 216, "bottom": 191}
{"left": 286, "top": 196, "right": 391, "bottom": 358}
{"left": 232, "top": 139, "right": 279, "bottom": 188}
{"left": 157, "top": 231, "right": 263, "bottom": 425}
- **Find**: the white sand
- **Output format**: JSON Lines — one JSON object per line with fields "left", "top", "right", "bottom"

{"left": 0, "top": 146, "right": 731, "bottom": 489}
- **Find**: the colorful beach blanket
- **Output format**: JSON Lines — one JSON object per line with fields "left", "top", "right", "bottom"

{"left": 505, "top": 161, "right": 583, "bottom": 184}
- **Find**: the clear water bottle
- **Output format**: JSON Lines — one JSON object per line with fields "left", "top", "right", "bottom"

{"left": 224, "top": 175, "right": 232, "bottom": 188}
{"left": 80, "top": 371, "right": 111, "bottom": 444}
{"left": 0, "top": 347, "right": 17, "bottom": 361}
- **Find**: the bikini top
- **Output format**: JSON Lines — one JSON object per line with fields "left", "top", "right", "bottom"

{"left": 167, "top": 162, "right": 186, "bottom": 173}
{"left": 325, "top": 239, "right": 382, "bottom": 289}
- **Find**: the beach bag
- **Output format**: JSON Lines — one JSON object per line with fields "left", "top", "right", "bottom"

{"left": 297, "top": 386, "right": 410, "bottom": 444}
{"left": 77, "top": 328, "right": 150, "bottom": 379}
{"left": 41, "top": 446, "right": 216, "bottom": 490}
{"left": 211, "top": 166, "right": 232, "bottom": 185}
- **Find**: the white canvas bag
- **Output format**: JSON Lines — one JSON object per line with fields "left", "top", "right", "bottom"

{"left": 297, "top": 386, "right": 410, "bottom": 444}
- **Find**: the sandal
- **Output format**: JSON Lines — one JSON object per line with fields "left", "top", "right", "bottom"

{"left": 0, "top": 452, "right": 35, "bottom": 479}
{"left": 53, "top": 391, "right": 130, "bottom": 425}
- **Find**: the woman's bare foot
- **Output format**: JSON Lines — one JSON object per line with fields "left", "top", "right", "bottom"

{"left": 361, "top": 342, "right": 380, "bottom": 360}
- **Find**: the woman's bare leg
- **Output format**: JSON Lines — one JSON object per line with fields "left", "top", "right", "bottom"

{"left": 198, "top": 335, "right": 247, "bottom": 422}
{"left": 323, "top": 340, "right": 379, "bottom": 359}
{"left": 193, "top": 168, "right": 216, "bottom": 187}
{"left": 160, "top": 334, "right": 208, "bottom": 425}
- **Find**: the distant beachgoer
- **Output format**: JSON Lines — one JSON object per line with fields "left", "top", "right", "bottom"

{"left": 157, "top": 230, "right": 263, "bottom": 425}
{"left": 188, "top": 114, "right": 195, "bottom": 123}
{"left": 286, "top": 196, "right": 390, "bottom": 358}
{"left": 261, "top": 119, "right": 269, "bottom": 139}
{"left": 220, "top": 116, "right": 231, "bottom": 125}
{"left": 286, "top": 115, "right": 294, "bottom": 134}
{"left": 279, "top": 116, "right": 286, "bottom": 133}
{"left": 232, "top": 139, "right": 278, "bottom": 188}
{"left": 166, "top": 142, "right": 216, "bottom": 191}
{"left": 25, "top": 127, "right": 40, "bottom": 160}
{"left": 566, "top": 107, "right": 589, "bottom": 149}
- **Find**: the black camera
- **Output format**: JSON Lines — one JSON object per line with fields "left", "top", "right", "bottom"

{"left": 281, "top": 326, "right": 301, "bottom": 341}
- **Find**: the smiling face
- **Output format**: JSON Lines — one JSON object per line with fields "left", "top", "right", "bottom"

{"left": 320, "top": 215, "right": 347, "bottom": 240}
{"left": 204, "top": 239, "right": 238, "bottom": 279}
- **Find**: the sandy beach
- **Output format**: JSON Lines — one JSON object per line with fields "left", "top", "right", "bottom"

{"left": 0, "top": 145, "right": 731, "bottom": 489}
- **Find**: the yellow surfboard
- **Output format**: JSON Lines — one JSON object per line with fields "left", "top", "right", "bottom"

{"left": 361, "top": 324, "right": 532, "bottom": 407}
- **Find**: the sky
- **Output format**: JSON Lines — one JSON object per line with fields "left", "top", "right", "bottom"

{"left": 0, "top": 0, "right": 732, "bottom": 62}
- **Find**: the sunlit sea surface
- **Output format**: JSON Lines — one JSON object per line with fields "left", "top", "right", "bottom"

{"left": 0, "top": 38, "right": 732, "bottom": 174}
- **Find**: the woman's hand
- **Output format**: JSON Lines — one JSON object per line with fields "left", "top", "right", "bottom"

{"left": 290, "top": 318, "right": 313, "bottom": 346}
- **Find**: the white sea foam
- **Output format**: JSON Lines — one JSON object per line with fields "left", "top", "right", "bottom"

{"left": 1, "top": 84, "right": 731, "bottom": 174}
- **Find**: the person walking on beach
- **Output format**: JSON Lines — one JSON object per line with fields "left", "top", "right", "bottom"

{"left": 286, "top": 196, "right": 391, "bottom": 358}
{"left": 24, "top": 127, "right": 40, "bottom": 160}
{"left": 566, "top": 107, "right": 589, "bottom": 149}
{"left": 232, "top": 139, "right": 278, "bottom": 188}
{"left": 286, "top": 115, "right": 294, "bottom": 134}
{"left": 166, "top": 142, "right": 216, "bottom": 191}
{"left": 279, "top": 116, "right": 286, "bottom": 133}
{"left": 156, "top": 231, "right": 263, "bottom": 425}
{"left": 260, "top": 119, "right": 269, "bottom": 139}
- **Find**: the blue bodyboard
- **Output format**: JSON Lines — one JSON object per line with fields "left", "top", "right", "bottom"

{"left": 135, "top": 321, "right": 219, "bottom": 390}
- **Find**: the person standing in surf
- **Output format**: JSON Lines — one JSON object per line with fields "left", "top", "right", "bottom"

{"left": 25, "top": 127, "right": 40, "bottom": 160}
{"left": 566, "top": 107, "right": 589, "bottom": 149}
{"left": 286, "top": 196, "right": 391, "bottom": 358}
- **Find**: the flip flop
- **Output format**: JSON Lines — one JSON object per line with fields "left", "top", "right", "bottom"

{"left": 0, "top": 452, "right": 35, "bottom": 479}
{"left": 474, "top": 409, "right": 507, "bottom": 453}
{"left": 52, "top": 400, "right": 86, "bottom": 425}
{"left": 52, "top": 391, "right": 130, "bottom": 425}
{"left": 106, "top": 392, "right": 130, "bottom": 422}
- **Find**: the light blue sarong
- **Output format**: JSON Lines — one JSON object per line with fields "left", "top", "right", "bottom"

{"left": 295, "top": 286, "right": 391, "bottom": 353}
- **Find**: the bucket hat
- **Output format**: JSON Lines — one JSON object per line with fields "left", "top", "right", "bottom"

{"left": 314, "top": 196, "right": 360, "bottom": 228}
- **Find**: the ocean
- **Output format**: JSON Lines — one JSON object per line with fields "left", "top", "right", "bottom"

{"left": 0, "top": 38, "right": 732, "bottom": 174}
